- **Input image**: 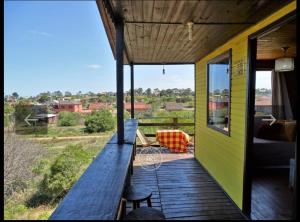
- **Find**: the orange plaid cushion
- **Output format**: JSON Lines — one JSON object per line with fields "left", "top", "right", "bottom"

{"left": 156, "top": 130, "right": 190, "bottom": 153}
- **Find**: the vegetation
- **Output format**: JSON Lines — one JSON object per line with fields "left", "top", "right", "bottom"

{"left": 84, "top": 109, "right": 115, "bottom": 133}
{"left": 58, "top": 111, "right": 81, "bottom": 127}
{"left": 4, "top": 128, "right": 45, "bottom": 200}
{"left": 4, "top": 87, "right": 195, "bottom": 219}
{"left": 5, "top": 88, "right": 195, "bottom": 106}
{"left": 37, "top": 144, "right": 92, "bottom": 203}
{"left": 4, "top": 103, "right": 14, "bottom": 127}
{"left": 4, "top": 134, "right": 113, "bottom": 220}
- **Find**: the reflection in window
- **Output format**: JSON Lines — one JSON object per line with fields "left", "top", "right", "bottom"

{"left": 207, "top": 50, "right": 231, "bottom": 134}
{"left": 255, "top": 71, "right": 272, "bottom": 116}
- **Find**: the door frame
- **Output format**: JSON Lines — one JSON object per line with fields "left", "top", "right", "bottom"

{"left": 243, "top": 10, "right": 297, "bottom": 218}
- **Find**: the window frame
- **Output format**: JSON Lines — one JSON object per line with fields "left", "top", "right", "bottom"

{"left": 206, "top": 49, "right": 232, "bottom": 136}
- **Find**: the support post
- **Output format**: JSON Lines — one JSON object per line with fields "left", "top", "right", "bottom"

{"left": 116, "top": 18, "right": 124, "bottom": 144}
{"left": 130, "top": 63, "right": 134, "bottom": 119}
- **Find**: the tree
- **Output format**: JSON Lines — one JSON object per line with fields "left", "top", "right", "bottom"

{"left": 84, "top": 109, "right": 115, "bottom": 133}
{"left": 52, "top": 91, "right": 63, "bottom": 98}
{"left": 165, "top": 89, "right": 173, "bottom": 97}
{"left": 88, "top": 91, "right": 95, "bottom": 97}
{"left": 12, "top": 92, "right": 19, "bottom": 99}
{"left": 153, "top": 88, "right": 160, "bottom": 96}
{"left": 135, "top": 88, "right": 143, "bottom": 96}
{"left": 145, "top": 88, "right": 152, "bottom": 96}
{"left": 182, "top": 88, "right": 192, "bottom": 96}
{"left": 37, "top": 94, "right": 50, "bottom": 103}
{"left": 39, "top": 144, "right": 91, "bottom": 201}
{"left": 213, "top": 89, "right": 221, "bottom": 95}
{"left": 64, "top": 91, "right": 72, "bottom": 97}
{"left": 76, "top": 91, "right": 82, "bottom": 97}
{"left": 160, "top": 89, "right": 167, "bottom": 97}
{"left": 222, "top": 89, "right": 229, "bottom": 96}
{"left": 4, "top": 103, "right": 14, "bottom": 115}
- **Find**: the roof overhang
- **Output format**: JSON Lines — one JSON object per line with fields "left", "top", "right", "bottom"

{"left": 96, "top": 0, "right": 294, "bottom": 65}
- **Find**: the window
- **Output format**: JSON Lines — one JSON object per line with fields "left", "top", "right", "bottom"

{"left": 207, "top": 50, "right": 231, "bottom": 135}
{"left": 255, "top": 70, "right": 272, "bottom": 116}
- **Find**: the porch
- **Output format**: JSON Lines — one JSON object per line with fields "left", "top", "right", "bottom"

{"left": 127, "top": 152, "right": 245, "bottom": 220}
{"left": 49, "top": 0, "right": 296, "bottom": 220}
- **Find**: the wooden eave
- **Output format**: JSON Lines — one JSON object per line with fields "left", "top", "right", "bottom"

{"left": 96, "top": 0, "right": 294, "bottom": 65}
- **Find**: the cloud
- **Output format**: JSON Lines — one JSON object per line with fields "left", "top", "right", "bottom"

{"left": 87, "top": 64, "right": 102, "bottom": 70}
{"left": 28, "top": 30, "right": 53, "bottom": 37}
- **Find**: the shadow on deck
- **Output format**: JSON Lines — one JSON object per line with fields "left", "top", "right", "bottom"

{"left": 126, "top": 153, "right": 246, "bottom": 220}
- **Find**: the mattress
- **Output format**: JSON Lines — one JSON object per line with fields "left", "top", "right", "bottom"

{"left": 252, "top": 137, "right": 295, "bottom": 168}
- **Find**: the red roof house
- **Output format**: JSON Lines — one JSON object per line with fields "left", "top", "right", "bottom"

{"left": 54, "top": 101, "right": 82, "bottom": 113}
{"left": 88, "top": 102, "right": 112, "bottom": 110}
{"left": 124, "top": 102, "right": 151, "bottom": 112}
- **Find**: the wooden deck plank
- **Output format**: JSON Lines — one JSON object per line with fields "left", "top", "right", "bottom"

{"left": 125, "top": 153, "right": 245, "bottom": 220}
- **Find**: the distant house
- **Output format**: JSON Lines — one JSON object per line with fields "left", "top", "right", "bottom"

{"left": 54, "top": 101, "right": 82, "bottom": 113}
{"left": 35, "top": 113, "right": 58, "bottom": 124}
{"left": 124, "top": 102, "right": 151, "bottom": 112}
{"left": 88, "top": 102, "right": 112, "bottom": 111}
{"left": 255, "top": 96, "right": 272, "bottom": 114}
{"left": 45, "top": 100, "right": 59, "bottom": 107}
{"left": 208, "top": 101, "right": 228, "bottom": 110}
{"left": 62, "top": 96, "right": 72, "bottom": 101}
{"left": 165, "top": 102, "right": 184, "bottom": 111}
{"left": 255, "top": 96, "right": 272, "bottom": 106}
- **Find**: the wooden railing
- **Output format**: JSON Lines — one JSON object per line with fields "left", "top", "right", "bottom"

{"left": 50, "top": 119, "right": 138, "bottom": 220}
{"left": 138, "top": 117, "right": 195, "bottom": 137}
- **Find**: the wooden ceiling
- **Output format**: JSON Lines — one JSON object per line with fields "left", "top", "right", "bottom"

{"left": 257, "top": 20, "right": 296, "bottom": 60}
{"left": 97, "top": 0, "right": 294, "bottom": 64}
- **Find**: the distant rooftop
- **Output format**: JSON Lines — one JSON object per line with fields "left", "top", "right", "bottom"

{"left": 124, "top": 102, "right": 151, "bottom": 111}
{"left": 255, "top": 96, "right": 272, "bottom": 106}
{"left": 88, "top": 102, "right": 111, "bottom": 110}
{"left": 59, "top": 100, "right": 81, "bottom": 105}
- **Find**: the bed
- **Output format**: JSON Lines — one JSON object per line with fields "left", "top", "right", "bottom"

{"left": 252, "top": 116, "right": 296, "bottom": 168}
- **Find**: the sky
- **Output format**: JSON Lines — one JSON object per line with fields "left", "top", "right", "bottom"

{"left": 255, "top": 71, "right": 272, "bottom": 89}
{"left": 208, "top": 64, "right": 230, "bottom": 92}
{"left": 4, "top": 0, "right": 194, "bottom": 97}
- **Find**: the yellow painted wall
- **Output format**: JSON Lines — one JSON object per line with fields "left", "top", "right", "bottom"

{"left": 195, "top": 1, "right": 296, "bottom": 209}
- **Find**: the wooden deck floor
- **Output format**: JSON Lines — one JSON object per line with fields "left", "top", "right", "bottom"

{"left": 251, "top": 169, "right": 294, "bottom": 220}
{"left": 126, "top": 153, "right": 246, "bottom": 220}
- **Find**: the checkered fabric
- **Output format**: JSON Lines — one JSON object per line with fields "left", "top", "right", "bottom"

{"left": 156, "top": 130, "right": 190, "bottom": 153}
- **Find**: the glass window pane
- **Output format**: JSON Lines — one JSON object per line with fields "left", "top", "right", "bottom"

{"left": 207, "top": 50, "right": 231, "bottom": 134}
{"left": 255, "top": 70, "right": 272, "bottom": 116}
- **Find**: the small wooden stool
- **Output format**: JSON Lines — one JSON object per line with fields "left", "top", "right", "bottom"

{"left": 123, "top": 185, "right": 152, "bottom": 209}
{"left": 124, "top": 207, "right": 166, "bottom": 220}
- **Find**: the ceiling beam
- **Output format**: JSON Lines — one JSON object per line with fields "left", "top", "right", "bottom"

{"left": 124, "top": 21, "right": 256, "bottom": 25}
{"left": 127, "top": 62, "right": 195, "bottom": 65}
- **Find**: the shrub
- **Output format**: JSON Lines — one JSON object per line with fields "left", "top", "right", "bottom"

{"left": 124, "top": 110, "right": 130, "bottom": 120}
{"left": 39, "top": 144, "right": 91, "bottom": 202}
{"left": 84, "top": 109, "right": 115, "bottom": 133}
{"left": 57, "top": 111, "right": 80, "bottom": 126}
{"left": 4, "top": 203, "right": 27, "bottom": 220}
{"left": 37, "top": 212, "right": 50, "bottom": 220}
{"left": 32, "top": 159, "right": 50, "bottom": 175}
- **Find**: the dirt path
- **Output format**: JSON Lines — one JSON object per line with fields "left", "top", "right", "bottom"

{"left": 27, "top": 135, "right": 111, "bottom": 141}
